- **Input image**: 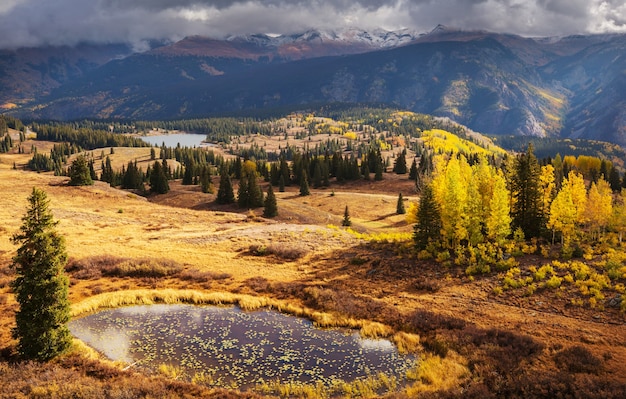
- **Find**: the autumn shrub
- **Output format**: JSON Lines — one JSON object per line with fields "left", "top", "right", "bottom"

{"left": 421, "top": 335, "right": 449, "bottom": 357}
{"left": 554, "top": 346, "right": 602, "bottom": 374}
{"left": 103, "top": 258, "right": 182, "bottom": 278}
{"left": 67, "top": 256, "right": 183, "bottom": 279}
{"left": 464, "top": 327, "right": 545, "bottom": 372}
{"left": 544, "top": 275, "right": 563, "bottom": 289}
{"left": 406, "top": 309, "right": 466, "bottom": 333}
{"left": 179, "top": 269, "right": 231, "bottom": 283}
{"left": 248, "top": 243, "right": 308, "bottom": 260}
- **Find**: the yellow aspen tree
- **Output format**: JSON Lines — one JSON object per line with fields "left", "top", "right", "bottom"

{"left": 539, "top": 164, "right": 556, "bottom": 224}
{"left": 585, "top": 180, "right": 613, "bottom": 240}
{"left": 566, "top": 172, "right": 588, "bottom": 225}
{"left": 486, "top": 170, "right": 511, "bottom": 243}
{"left": 440, "top": 156, "right": 469, "bottom": 248}
{"left": 548, "top": 183, "right": 577, "bottom": 246}
{"left": 468, "top": 157, "right": 495, "bottom": 242}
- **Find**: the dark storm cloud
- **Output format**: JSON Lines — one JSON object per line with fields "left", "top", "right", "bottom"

{"left": 0, "top": 0, "right": 624, "bottom": 49}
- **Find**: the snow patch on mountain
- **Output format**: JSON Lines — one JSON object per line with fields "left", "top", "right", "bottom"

{"left": 227, "top": 28, "right": 419, "bottom": 48}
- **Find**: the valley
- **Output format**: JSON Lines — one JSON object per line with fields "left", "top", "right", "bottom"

{"left": 1, "top": 109, "right": 626, "bottom": 397}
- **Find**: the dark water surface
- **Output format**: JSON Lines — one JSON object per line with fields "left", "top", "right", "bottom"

{"left": 69, "top": 304, "right": 415, "bottom": 389}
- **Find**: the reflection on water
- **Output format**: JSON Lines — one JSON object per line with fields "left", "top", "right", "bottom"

{"left": 69, "top": 304, "right": 415, "bottom": 389}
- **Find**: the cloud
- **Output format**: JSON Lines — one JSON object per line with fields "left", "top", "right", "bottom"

{"left": 0, "top": 0, "right": 624, "bottom": 49}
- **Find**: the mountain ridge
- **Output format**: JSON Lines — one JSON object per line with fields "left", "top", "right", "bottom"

{"left": 3, "top": 27, "right": 626, "bottom": 146}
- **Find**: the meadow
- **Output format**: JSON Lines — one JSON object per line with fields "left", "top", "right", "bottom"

{"left": 1, "top": 115, "right": 625, "bottom": 397}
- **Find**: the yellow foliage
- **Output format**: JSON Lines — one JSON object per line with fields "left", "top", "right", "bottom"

{"left": 344, "top": 131, "right": 358, "bottom": 140}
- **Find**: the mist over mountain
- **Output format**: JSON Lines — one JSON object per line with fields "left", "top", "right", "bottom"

{"left": 2, "top": 27, "right": 626, "bottom": 146}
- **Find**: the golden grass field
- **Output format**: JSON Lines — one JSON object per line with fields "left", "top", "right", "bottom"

{"left": 1, "top": 141, "right": 626, "bottom": 398}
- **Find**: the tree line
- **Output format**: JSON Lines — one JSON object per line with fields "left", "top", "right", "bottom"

{"left": 413, "top": 145, "right": 626, "bottom": 258}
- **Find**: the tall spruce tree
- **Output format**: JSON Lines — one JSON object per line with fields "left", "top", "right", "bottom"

{"left": 413, "top": 183, "right": 442, "bottom": 251}
{"left": 408, "top": 158, "right": 418, "bottom": 180}
{"left": 11, "top": 188, "right": 72, "bottom": 360}
{"left": 300, "top": 170, "right": 310, "bottom": 196}
{"left": 397, "top": 193, "right": 406, "bottom": 214}
{"left": 342, "top": 205, "right": 352, "bottom": 227}
{"left": 263, "top": 185, "right": 278, "bottom": 218}
{"left": 511, "top": 144, "right": 542, "bottom": 238}
{"left": 393, "top": 150, "right": 407, "bottom": 174}
{"left": 217, "top": 166, "right": 235, "bottom": 204}
{"left": 68, "top": 155, "right": 93, "bottom": 186}
{"left": 150, "top": 160, "right": 169, "bottom": 194}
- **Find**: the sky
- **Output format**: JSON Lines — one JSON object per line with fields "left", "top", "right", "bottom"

{"left": 0, "top": 0, "right": 624, "bottom": 50}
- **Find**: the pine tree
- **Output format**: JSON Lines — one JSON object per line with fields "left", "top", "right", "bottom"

{"left": 100, "top": 156, "right": 113, "bottom": 184}
{"left": 200, "top": 166, "right": 213, "bottom": 194}
{"left": 237, "top": 174, "right": 249, "bottom": 207}
{"left": 511, "top": 144, "right": 542, "bottom": 238}
{"left": 342, "top": 205, "right": 352, "bottom": 227}
{"left": 150, "top": 160, "right": 169, "bottom": 194}
{"left": 182, "top": 162, "right": 195, "bottom": 185}
{"left": 396, "top": 193, "right": 406, "bottom": 214}
{"left": 413, "top": 183, "right": 442, "bottom": 251}
{"left": 300, "top": 170, "right": 310, "bottom": 196}
{"left": 278, "top": 175, "right": 286, "bottom": 192}
{"left": 217, "top": 166, "right": 235, "bottom": 204}
{"left": 247, "top": 170, "right": 264, "bottom": 208}
{"left": 68, "top": 155, "right": 93, "bottom": 186}
{"left": 263, "top": 185, "right": 278, "bottom": 218}
{"left": 11, "top": 188, "right": 72, "bottom": 360}
{"left": 393, "top": 150, "right": 407, "bottom": 174}
{"left": 408, "top": 158, "right": 418, "bottom": 180}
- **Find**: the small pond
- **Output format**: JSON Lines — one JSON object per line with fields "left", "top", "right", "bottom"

{"left": 69, "top": 304, "right": 415, "bottom": 389}
{"left": 140, "top": 133, "right": 211, "bottom": 148}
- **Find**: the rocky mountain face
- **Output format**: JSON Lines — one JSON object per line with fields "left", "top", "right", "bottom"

{"left": 3, "top": 27, "right": 626, "bottom": 146}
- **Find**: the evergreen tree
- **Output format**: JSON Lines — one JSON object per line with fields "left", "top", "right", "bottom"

{"left": 121, "top": 161, "right": 143, "bottom": 190}
{"left": 342, "top": 205, "right": 352, "bottom": 227}
{"left": 511, "top": 144, "right": 542, "bottom": 238}
{"left": 413, "top": 183, "right": 442, "bottom": 251}
{"left": 300, "top": 170, "right": 310, "bottom": 196}
{"left": 217, "top": 166, "right": 235, "bottom": 204}
{"left": 182, "top": 162, "right": 195, "bottom": 185}
{"left": 408, "top": 158, "right": 418, "bottom": 180}
{"left": 100, "top": 156, "right": 114, "bottom": 184}
{"left": 263, "top": 185, "right": 278, "bottom": 218}
{"left": 237, "top": 174, "right": 249, "bottom": 207}
{"left": 246, "top": 170, "right": 264, "bottom": 208}
{"left": 88, "top": 159, "right": 97, "bottom": 181}
{"left": 150, "top": 160, "right": 170, "bottom": 194}
{"left": 608, "top": 166, "right": 622, "bottom": 192}
{"left": 200, "top": 166, "right": 213, "bottom": 193}
{"left": 397, "top": 193, "right": 406, "bottom": 214}
{"left": 393, "top": 150, "right": 407, "bottom": 174}
{"left": 68, "top": 155, "right": 93, "bottom": 186}
{"left": 11, "top": 188, "right": 72, "bottom": 360}
{"left": 313, "top": 162, "right": 322, "bottom": 188}
{"left": 278, "top": 175, "right": 286, "bottom": 193}
{"left": 374, "top": 161, "right": 383, "bottom": 181}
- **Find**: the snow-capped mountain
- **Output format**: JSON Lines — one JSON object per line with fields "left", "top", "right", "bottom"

{"left": 226, "top": 28, "right": 420, "bottom": 49}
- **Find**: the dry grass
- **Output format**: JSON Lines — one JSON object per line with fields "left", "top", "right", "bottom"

{"left": 2, "top": 149, "right": 626, "bottom": 397}
{"left": 405, "top": 352, "right": 470, "bottom": 395}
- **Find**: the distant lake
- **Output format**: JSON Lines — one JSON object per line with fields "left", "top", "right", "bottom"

{"left": 140, "top": 133, "right": 208, "bottom": 148}
{"left": 69, "top": 304, "right": 415, "bottom": 390}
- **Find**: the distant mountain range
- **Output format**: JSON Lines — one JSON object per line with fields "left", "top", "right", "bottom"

{"left": 1, "top": 26, "right": 625, "bottom": 146}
